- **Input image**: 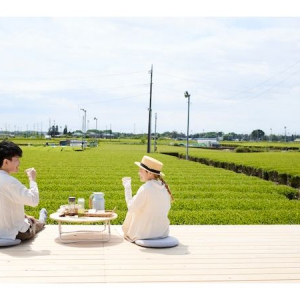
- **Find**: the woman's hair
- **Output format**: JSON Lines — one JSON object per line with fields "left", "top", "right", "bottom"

{"left": 154, "top": 174, "right": 174, "bottom": 203}
{"left": 0, "top": 140, "right": 23, "bottom": 167}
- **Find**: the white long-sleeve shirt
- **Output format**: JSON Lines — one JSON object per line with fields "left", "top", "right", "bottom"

{"left": 0, "top": 170, "right": 39, "bottom": 239}
{"left": 122, "top": 180, "right": 170, "bottom": 242}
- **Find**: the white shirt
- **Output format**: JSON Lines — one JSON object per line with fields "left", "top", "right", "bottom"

{"left": 122, "top": 180, "right": 170, "bottom": 242}
{"left": 0, "top": 170, "right": 39, "bottom": 239}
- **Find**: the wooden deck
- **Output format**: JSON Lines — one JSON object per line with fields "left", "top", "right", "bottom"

{"left": 1, "top": 224, "right": 300, "bottom": 283}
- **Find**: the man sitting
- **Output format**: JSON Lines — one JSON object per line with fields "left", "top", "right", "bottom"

{"left": 0, "top": 140, "right": 47, "bottom": 243}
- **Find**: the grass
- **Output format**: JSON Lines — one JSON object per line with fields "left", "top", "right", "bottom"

{"left": 13, "top": 143, "right": 300, "bottom": 225}
{"left": 164, "top": 146, "right": 300, "bottom": 177}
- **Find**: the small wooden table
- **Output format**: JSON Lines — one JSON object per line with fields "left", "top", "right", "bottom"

{"left": 50, "top": 212, "right": 118, "bottom": 243}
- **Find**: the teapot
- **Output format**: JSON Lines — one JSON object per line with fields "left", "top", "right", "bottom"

{"left": 89, "top": 192, "right": 105, "bottom": 211}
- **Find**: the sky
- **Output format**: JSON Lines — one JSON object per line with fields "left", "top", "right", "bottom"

{"left": 1, "top": 3, "right": 300, "bottom": 300}
{"left": 1, "top": 1, "right": 300, "bottom": 136}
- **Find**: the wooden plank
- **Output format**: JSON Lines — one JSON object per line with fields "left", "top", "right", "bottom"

{"left": 4, "top": 246, "right": 300, "bottom": 255}
{"left": 3, "top": 268, "right": 300, "bottom": 279}
{"left": 1, "top": 274, "right": 300, "bottom": 283}
{"left": 2, "top": 225, "right": 300, "bottom": 283}
{"left": 3, "top": 262, "right": 300, "bottom": 272}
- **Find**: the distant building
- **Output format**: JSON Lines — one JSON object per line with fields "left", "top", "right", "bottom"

{"left": 72, "top": 132, "right": 82, "bottom": 137}
{"left": 196, "top": 138, "right": 220, "bottom": 148}
{"left": 70, "top": 140, "right": 88, "bottom": 147}
{"left": 59, "top": 139, "right": 88, "bottom": 147}
{"left": 103, "top": 133, "right": 115, "bottom": 139}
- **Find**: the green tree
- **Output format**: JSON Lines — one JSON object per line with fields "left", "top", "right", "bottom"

{"left": 251, "top": 129, "right": 265, "bottom": 141}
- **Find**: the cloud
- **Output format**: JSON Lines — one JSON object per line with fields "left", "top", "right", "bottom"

{"left": 0, "top": 17, "right": 300, "bottom": 134}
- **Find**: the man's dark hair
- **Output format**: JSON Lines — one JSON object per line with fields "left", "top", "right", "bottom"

{"left": 0, "top": 140, "right": 23, "bottom": 167}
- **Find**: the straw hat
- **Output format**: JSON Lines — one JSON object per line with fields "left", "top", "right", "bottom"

{"left": 134, "top": 155, "right": 165, "bottom": 176}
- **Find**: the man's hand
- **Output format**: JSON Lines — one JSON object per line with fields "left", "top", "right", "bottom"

{"left": 25, "top": 167, "right": 37, "bottom": 181}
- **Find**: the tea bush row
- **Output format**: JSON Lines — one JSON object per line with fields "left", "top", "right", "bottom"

{"left": 16, "top": 143, "right": 300, "bottom": 225}
{"left": 161, "top": 146, "right": 300, "bottom": 188}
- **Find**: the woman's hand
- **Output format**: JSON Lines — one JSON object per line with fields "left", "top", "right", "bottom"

{"left": 122, "top": 177, "right": 132, "bottom": 202}
{"left": 122, "top": 177, "right": 132, "bottom": 188}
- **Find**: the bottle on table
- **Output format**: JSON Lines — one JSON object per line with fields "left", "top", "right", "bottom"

{"left": 68, "top": 196, "right": 76, "bottom": 216}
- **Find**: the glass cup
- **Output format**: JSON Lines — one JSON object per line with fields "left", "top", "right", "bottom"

{"left": 25, "top": 167, "right": 34, "bottom": 174}
{"left": 122, "top": 177, "right": 131, "bottom": 187}
{"left": 77, "top": 198, "right": 85, "bottom": 217}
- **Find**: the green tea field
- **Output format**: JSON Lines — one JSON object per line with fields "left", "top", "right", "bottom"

{"left": 160, "top": 146, "right": 300, "bottom": 188}
{"left": 14, "top": 143, "right": 300, "bottom": 225}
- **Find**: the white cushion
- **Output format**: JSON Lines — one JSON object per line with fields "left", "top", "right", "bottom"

{"left": 0, "top": 238, "right": 21, "bottom": 247}
{"left": 135, "top": 236, "right": 178, "bottom": 248}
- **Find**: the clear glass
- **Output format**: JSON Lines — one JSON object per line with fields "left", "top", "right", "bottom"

{"left": 78, "top": 198, "right": 85, "bottom": 217}
{"left": 122, "top": 177, "right": 132, "bottom": 187}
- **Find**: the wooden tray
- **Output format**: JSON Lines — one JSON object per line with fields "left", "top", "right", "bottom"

{"left": 57, "top": 209, "right": 115, "bottom": 218}
{"left": 83, "top": 210, "right": 114, "bottom": 217}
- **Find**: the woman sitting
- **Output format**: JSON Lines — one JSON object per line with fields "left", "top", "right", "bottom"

{"left": 122, "top": 155, "right": 174, "bottom": 242}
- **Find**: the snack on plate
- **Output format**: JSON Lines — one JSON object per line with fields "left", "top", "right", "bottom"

{"left": 57, "top": 207, "right": 114, "bottom": 217}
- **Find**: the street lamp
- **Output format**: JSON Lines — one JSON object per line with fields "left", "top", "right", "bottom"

{"left": 184, "top": 91, "right": 191, "bottom": 160}
{"left": 80, "top": 108, "right": 87, "bottom": 133}
{"left": 80, "top": 108, "right": 87, "bottom": 150}
{"left": 284, "top": 126, "right": 287, "bottom": 143}
{"left": 147, "top": 65, "right": 153, "bottom": 153}
{"left": 94, "top": 117, "right": 98, "bottom": 130}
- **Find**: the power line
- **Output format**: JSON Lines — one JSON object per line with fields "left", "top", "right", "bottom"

{"left": 156, "top": 71, "right": 203, "bottom": 83}
{"left": 79, "top": 93, "right": 149, "bottom": 106}
{"left": 157, "top": 59, "right": 300, "bottom": 100}
{"left": 228, "top": 66, "right": 300, "bottom": 106}
{"left": 0, "top": 70, "right": 146, "bottom": 81}
{"left": 223, "top": 59, "right": 300, "bottom": 101}
{"left": 0, "top": 83, "right": 149, "bottom": 97}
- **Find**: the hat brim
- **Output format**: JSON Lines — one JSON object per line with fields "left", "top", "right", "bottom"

{"left": 134, "top": 162, "right": 165, "bottom": 176}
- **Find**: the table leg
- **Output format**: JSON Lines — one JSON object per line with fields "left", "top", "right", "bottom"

{"left": 58, "top": 221, "right": 63, "bottom": 241}
{"left": 108, "top": 220, "right": 111, "bottom": 235}
{"left": 57, "top": 221, "right": 111, "bottom": 243}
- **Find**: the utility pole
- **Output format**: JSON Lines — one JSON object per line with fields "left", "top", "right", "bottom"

{"left": 154, "top": 113, "right": 157, "bottom": 152}
{"left": 184, "top": 91, "right": 191, "bottom": 160}
{"left": 147, "top": 64, "right": 153, "bottom": 153}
